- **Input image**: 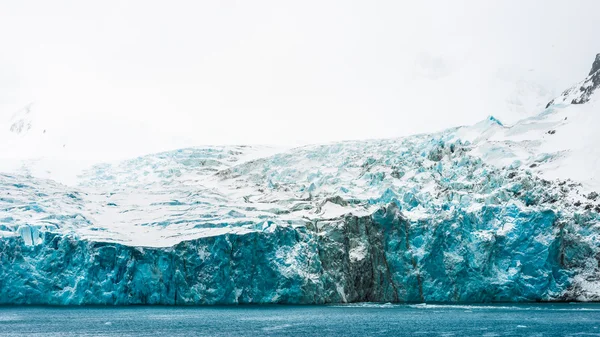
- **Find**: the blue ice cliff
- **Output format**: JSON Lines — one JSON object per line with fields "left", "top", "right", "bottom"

{"left": 1, "top": 55, "right": 600, "bottom": 304}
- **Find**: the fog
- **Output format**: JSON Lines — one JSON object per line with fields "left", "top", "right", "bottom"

{"left": 1, "top": 0, "right": 598, "bottom": 158}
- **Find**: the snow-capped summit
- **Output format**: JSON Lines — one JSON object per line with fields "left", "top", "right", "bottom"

{"left": 546, "top": 53, "right": 600, "bottom": 107}
{"left": 8, "top": 103, "right": 36, "bottom": 135}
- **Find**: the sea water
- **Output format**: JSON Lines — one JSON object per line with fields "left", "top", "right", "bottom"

{"left": 1, "top": 303, "right": 600, "bottom": 336}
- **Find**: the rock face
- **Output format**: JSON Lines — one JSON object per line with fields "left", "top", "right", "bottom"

{"left": 547, "top": 53, "right": 600, "bottom": 107}
{"left": 2, "top": 55, "right": 600, "bottom": 305}
{"left": 589, "top": 54, "right": 600, "bottom": 76}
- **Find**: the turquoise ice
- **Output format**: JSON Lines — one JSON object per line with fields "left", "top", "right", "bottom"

{"left": 1, "top": 117, "right": 599, "bottom": 304}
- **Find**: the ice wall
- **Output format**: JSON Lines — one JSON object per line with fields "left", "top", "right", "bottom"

{"left": 2, "top": 197, "right": 599, "bottom": 304}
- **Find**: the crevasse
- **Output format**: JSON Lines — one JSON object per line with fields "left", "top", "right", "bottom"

{"left": 1, "top": 123, "right": 599, "bottom": 304}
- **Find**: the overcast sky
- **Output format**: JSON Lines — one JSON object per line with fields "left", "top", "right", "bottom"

{"left": 1, "top": 0, "right": 599, "bottom": 155}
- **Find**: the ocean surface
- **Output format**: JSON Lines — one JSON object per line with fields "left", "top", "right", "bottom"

{"left": 1, "top": 303, "right": 600, "bottom": 336}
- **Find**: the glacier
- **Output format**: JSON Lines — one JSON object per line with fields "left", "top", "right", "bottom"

{"left": 1, "top": 55, "right": 600, "bottom": 304}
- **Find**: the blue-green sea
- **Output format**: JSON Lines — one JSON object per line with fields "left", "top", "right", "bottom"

{"left": 1, "top": 303, "right": 600, "bottom": 336}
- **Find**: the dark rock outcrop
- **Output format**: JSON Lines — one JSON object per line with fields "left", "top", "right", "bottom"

{"left": 546, "top": 53, "right": 600, "bottom": 107}
{"left": 589, "top": 53, "right": 600, "bottom": 76}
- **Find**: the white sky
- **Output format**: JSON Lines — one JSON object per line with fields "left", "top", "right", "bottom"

{"left": 1, "top": 0, "right": 599, "bottom": 157}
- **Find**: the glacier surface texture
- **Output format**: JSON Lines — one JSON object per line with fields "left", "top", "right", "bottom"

{"left": 1, "top": 55, "right": 600, "bottom": 304}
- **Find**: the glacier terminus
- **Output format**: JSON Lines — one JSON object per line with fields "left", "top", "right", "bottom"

{"left": 1, "top": 55, "right": 600, "bottom": 305}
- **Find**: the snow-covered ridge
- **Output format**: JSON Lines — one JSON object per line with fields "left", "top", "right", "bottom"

{"left": 546, "top": 53, "right": 600, "bottom": 107}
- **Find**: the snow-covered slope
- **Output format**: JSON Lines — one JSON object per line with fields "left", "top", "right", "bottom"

{"left": 462, "top": 53, "right": 600, "bottom": 191}
{"left": 1, "top": 55, "right": 599, "bottom": 305}
{"left": 0, "top": 100, "right": 204, "bottom": 185}
{"left": 7, "top": 103, "right": 36, "bottom": 135}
